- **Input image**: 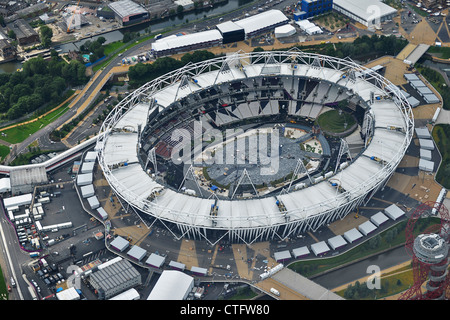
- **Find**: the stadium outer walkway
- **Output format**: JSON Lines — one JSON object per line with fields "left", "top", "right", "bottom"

{"left": 256, "top": 268, "right": 344, "bottom": 300}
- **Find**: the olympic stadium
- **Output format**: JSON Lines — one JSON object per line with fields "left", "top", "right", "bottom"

{"left": 96, "top": 50, "right": 414, "bottom": 245}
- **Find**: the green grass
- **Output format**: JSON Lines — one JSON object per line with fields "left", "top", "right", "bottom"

{"left": 0, "top": 145, "right": 10, "bottom": 160}
{"left": 0, "top": 267, "right": 8, "bottom": 300}
{"left": 316, "top": 109, "right": 356, "bottom": 133}
{"left": 0, "top": 97, "right": 74, "bottom": 144}
{"left": 103, "top": 41, "right": 125, "bottom": 56}
{"left": 432, "top": 124, "right": 450, "bottom": 188}
{"left": 427, "top": 46, "right": 450, "bottom": 59}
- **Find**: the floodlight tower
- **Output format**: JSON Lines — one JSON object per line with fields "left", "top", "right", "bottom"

{"left": 398, "top": 201, "right": 450, "bottom": 300}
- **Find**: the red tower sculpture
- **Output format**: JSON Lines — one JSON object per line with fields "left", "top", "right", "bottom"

{"left": 399, "top": 201, "right": 450, "bottom": 300}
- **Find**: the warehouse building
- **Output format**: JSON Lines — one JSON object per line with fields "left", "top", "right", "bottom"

{"left": 333, "top": 0, "right": 397, "bottom": 28}
{"left": 234, "top": 9, "right": 289, "bottom": 39}
{"left": 6, "top": 19, "right": 40, "bottom": 46}
{"left": 151, "top": 30, "right": 223, "bottom": 57}
{"left": 108, "top": 0, "right": 149, "bottom": 26}
{"left": 89, "top": 258, "right": 142, "bottom": 300}
{"left": 147, "top": 270, "right": 194, "bottom": 300}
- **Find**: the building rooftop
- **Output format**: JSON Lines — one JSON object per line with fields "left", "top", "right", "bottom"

{"left": 108, "top": 0, "right": 148, "bottom": 19}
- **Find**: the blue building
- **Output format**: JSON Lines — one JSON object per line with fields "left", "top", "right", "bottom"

{"left": 295, "top": 0, "right": 333, "bottom": 20}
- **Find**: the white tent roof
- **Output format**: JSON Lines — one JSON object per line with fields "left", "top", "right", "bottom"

{"left": 333, "top": 0, "right": 397, "bottom": 22}
{"left": 152, "top": 30, "right": 222, "bottom": 52}
{"left": 77, "top": 173, "right": 93, "bottom": 186}
{"left": 110, "top": 236, "right": 130, "bottom": 252}
{"left": 0, "top": 178, "right": 11, "bottom": 193}
{"left": 292, "top": 246, "right": 310, "bottom": 258}
{"left": 419, "top": 158, "right": 434, "bottom": 172}
{"left": 358, "top": 220, "right": 377, "bottom": 236}
{"left": 415, "top": 127, "right": 431, "bottom": 139}
{"left": 327, "top": 235, "right": 347, "bottom": 250}
{"left": 234, "top": 9, "right": 289, "bottom": 35}
{"left": 145, "top": 253, "right": 166, "bottom": 268}
{"left": 127, "top": 245, "right": 147, "bottom": 261}
{"left": 80, "top": 184, "right": 95, "bottom": 198}
{"left": 56, "top": 287, "right": 80, "bottom": 300}
{"left": 84, "top": 151, "right": 97, "bottom": 162}
{"left": 343, "top": 228, "right": 363, "bottom": 243}
{"left": 3, "top": 193, "right": 32, "bottom": 209}
{"left": 147, "top": 270, "right": 194, "bottom": 300}
{"left": 274, "top": 250, "right": 292, "bottom": 261}
{"left": 274, "top": 24, "right": 296, "bottom": 38}
{"left": 420, "top": 148, "right": 432, "bottom": 161}
{"left": 311, "top": 241, "right": 330, "bottom": 256}
{"left": 419, "top": 139, "right": 434, "bottom": 150}
{"left": 384, "top": 204, "right": 405, "bottom": 220}
{"left": 370, "top": 211, "right": 389, "bottom": 226}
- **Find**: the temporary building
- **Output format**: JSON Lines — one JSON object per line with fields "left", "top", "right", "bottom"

{"left": 147, "top": 270, "right": 194, "bottom": 300}
{"left": 333, "top": 0, "right": 397, "bottom": 27}
{"left": 77, "top": 173, "right": 93, "bottom": 186}
{"left": 420, "top": 149, "right": 432, "bottom": 161}
{"left": 404, "top": 73, "right": 420, "bottom": 81}
{"left": 80, "top": 184, "right": 95, "bottom": 198}
{"left": 292, "top": 246, "right": 310, "bottom": 258}
{"left": 327, "top": 235, "right": 347, "bottom": 250}
{"left": 234, "top": 9, "right": 289, "bottom": 38}
{"left": 84, "top": 151, "right": 97, "bottom": 162}
{"left": 110, "top": 236, "right": 130, "bottom": 252}
{"left": 87, "top": 196, "right": 100, "bottom": 209}
{"left": 96, "top": 207, "right": 108, "bottom": 220}
{"left": 0, "top": 178, "right": 11, "bottom": 193}
{"left": 274, "top": 250, "right": 292, "bottom": 262}
{"left": 145, "top": 253, "right": 166, "bottom": 268}
{"left": 56, "top": 287, "right": 80, "bottom": 300}
{"left": 81, "top": 162, "right": 95, "bottom": 174}
{"left": 423, "top": 93, "right": 440, "bottom": 104}
{"left": 190, "top": 266, "right": 208, "bottom": 276}
{"left": 358, "top": 220, "right": 377, "bottom": 236}
{"left": 419, "top": 139, "right": 434, "bottom": 150}
{"left": 311, "top": 241, "right": 330, "bottom": 256}
{"left": 384, "top": 204, "right": 405, "bottom": 221}
{"left": 274, "top": 24, "right": 296, "bottom": 38}
{"left": 109, "top": 288, "right": 140, "bottom": 300}
{"left": 415, "top": 127, "right": 431, "bottom": 139}
{"left": 305, "top": 25, "right": 323, "bottom": 35}
{"left": 419, "top": 158, "right": 434, "bottom": 172}
{"left": 343, "top": 228, "right": 363, "bottom": 243}
{"left": 3, "top": 193, "right": 32, "bottom": 209}
{"left": 370, "top": 211, "right": 389, "bottom": 227}
{"left": 127, "top": 245, "right": 147, "bottom": 261}
{"left": 295, "top": 19, "right": 314, "bottom": 31}
{"left": 169, "top": 260, "right": 186, "bottom": 271}
{"left": 407, "top": 96, "right": 420, "bottom": 108}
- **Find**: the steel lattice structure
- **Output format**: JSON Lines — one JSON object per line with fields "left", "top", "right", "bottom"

{"left": 399, "top": 201, "right": 450, "bottom": 300}
{"left": 96, "top": 50, "right": 414, "bottom": 245}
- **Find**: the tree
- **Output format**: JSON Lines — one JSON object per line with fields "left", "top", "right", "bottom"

{"left": 8, "top": 29, "right": 16, "bottom": 40}
{"left": 40, "top": 25, "right": 53, "bottom": 48}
